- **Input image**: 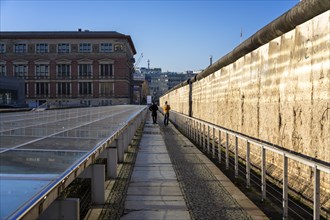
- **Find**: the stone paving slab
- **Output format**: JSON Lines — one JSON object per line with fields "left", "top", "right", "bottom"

{"left": 128, "top": 180, "right": 180, "bottom": 187}
{"left": 121, "top": 210, "right": 191, "bottom": 220}
{"left": 127, "top": 186, "right": 183, "bottom": 196}
{"left": 133, "top": 165, "right": 174, "bottom": 171}
{"left": 131, "top": 170, "right": 177, "bottom": 180}
{"left": 124, "top": 200, "right": 188, "bottom": 210}
{"left": 138, "top": 146, "right": 168, "bottom": 153}
{"left": 139, "top": 139, "right": 165, "bottom": 146}
{"left": 125, "top": 195, "right": 185, "bottom": 201}
{"left": 135, "top": 153, "right": 172, "bottom": 164}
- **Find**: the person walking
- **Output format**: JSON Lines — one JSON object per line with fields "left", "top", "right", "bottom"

{"left": 149, "top": 102, "right": 159, "bottom": 124}
{"left": 163, "top": 101, "right": 171, "bottom": 126}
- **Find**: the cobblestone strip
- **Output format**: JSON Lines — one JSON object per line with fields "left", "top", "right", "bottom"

{"left": 97, "top": 126, "right": 144, "bottom": 220}
{"left": 160, "top": 126, "right": 251, "bottom": 220}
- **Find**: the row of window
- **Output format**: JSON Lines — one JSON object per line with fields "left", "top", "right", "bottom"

{"left": 0, "top": 64, "right": 113, "bottom": 77}
{"left": 27, "top": 82, "right": 114, "bottom": 96}
{"left": 0, "top": 43, "right": 124, "bottom": 53}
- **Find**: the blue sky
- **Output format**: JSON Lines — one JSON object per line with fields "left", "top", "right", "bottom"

{"left": 0, "top": 0, "right": 298, "bottom": 72}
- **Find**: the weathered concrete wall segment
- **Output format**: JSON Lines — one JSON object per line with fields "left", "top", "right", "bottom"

{"left": 161, "top": 10, "right": 330, "bottom": 210}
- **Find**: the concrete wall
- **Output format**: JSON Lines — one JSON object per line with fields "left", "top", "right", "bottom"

{"left": 161, "top": 11, "right": 330, "bottom": 210}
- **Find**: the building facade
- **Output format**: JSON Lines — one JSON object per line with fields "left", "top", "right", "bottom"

{"left": 0, "top": 31, "right": 136, "bottom": 108}
{"left": 143, "top": 68, "right": 197, "bottom": 103}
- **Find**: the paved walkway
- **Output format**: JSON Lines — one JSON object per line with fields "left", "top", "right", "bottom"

{"left": 120, "top": 114, "right": 268, "bottom": 220}
{"left": 120, "top": 120, "right": 191, "bottom": 220}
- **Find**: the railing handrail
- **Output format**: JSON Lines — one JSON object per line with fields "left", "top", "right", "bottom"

{"left": 172, "top": 110, "right": 330, "bottom": 174}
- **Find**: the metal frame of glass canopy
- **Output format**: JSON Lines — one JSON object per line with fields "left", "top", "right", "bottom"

{"left": 0, "top": 105, "right": 146, "bottom": 219}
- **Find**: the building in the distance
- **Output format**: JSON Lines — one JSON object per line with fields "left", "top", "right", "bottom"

{"left": 143, "top": 68, "right": 198, "bottom": 103}
{"left": 0, "top": 30, "right": 136, "bottom": 108}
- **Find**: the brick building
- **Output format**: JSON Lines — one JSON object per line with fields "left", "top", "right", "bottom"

{"left": 0, "top": 30, "right": 136, "bottom": 108}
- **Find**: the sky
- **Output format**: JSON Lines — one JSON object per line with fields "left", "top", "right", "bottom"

{"left": 0, "top": 0, "right": 299, "bottom": 73}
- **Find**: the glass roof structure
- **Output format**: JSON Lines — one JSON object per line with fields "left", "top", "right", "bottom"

{"left": 0, "top": 105, "right": 145, "bottom": 219}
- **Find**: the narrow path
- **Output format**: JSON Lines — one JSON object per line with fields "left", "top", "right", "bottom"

{"left": 120, "top": 117, "right": 191, "bottom": 220}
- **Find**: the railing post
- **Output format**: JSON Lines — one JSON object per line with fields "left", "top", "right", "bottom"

{"left": 218, "top": 129, "right": 222, "bottom": 163}
{"left": 235, "top": 136, "right": 238, "bottom": 178}
{"left": 194, "top": 120, "right": 197, "bottom": 142}
{"left": 203, "top": 124, "right": 206, "bottom": 151}
{"left": 283, "top": 154, "right": 288, "bottom": 220}
{"left": 226, "top": 132, "right": 229, "bottom": 170}
{"left": 199, "top": 122, "right": 202, "bottom": 147}
{"left": 261, "top": 146, "right": 266, "bottom": 201}
{"left": 314, "top": 165, "right": 320, "bottom": 220}
{"left": 246, "top": 141, "right": 250, "bottom": 188}
{"left": 189, "top": 119, "right": 192, "bottom": 138}
{"left": 212, "top": 127, "right": 215, "bottom": 158}
{"left": 207, "top": 125, "right": 210, "bottom": 153}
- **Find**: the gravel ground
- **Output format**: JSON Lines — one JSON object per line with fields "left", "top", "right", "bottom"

{"left": 160, "top": 124, "right": 251, "bottom": 220}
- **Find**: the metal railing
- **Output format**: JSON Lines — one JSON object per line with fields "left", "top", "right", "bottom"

{"left": 168, "top": 110, "right": 330, "bottom": 220}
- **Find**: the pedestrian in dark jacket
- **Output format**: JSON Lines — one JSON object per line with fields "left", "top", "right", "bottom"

{"left": 149, "top": 102, "right": 159, "bottom": 124}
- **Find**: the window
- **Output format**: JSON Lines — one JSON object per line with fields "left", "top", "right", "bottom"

{"left": 35, "top": 64, "right": 49, "bottom": 77}
{"left": 100, "top": 43, "right": 112, "bottom": 53}
{"left": 79, "top": 43, "right": 91, "bottom": 53}
{"left": 25, "top": 83, "right": 29, "bottom": 97}
{"left": 36, "top": 82, "right": 49, "bottom": 96}
{"left": 99, "top": 82, "right": 113, "bottom": 96}
{"left": 14, "top": 64, "right": 28, "bottom": 77}
{"left": 100, "top": 64, "right": 113, "bottom": 77}
{"left": 57, "top": 64, "right": 71, "bottom": 77}
{"left": 0, "top": 64, "right": 6, "bottom": 76}
{"left": 36, "top": 44, "right": 48, "bottom": 53}
{"left": 58, "top": 43, "right": 70, "bottom": 53}
{"left": 57, "top": 82, "right": 71, "bottom": 96}
{"left": 79, "top": 82, "right": 92, "bottom": 95}
{"left": 79, "top": 64, "right": 92, "bottom": 77}
{"left": 14, "top": 44, "right": 27, "bottom": 53}
{"left": 0, "top": 43, "right": 5, "bottom": 53}
{"left": 114, "top": 44, "right": 123, "bottom": 51}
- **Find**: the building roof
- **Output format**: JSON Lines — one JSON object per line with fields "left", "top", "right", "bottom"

{"left": 0, "top": 31, "right": 136, "bottom": 54}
